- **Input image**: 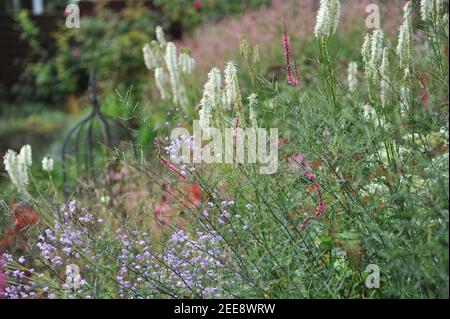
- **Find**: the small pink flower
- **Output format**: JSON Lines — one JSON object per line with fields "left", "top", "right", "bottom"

{"left": 305, "top": 171, "right": 315, "bottom": 181}
{"left": 193, "top": 0, "right": 202, "bottom": 11}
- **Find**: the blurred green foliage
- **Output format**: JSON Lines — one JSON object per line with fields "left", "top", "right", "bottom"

{"left": 12, "top": 0, "right": 270, "bottom": 105}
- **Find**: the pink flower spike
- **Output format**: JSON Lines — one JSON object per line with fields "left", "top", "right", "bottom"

{"left": 282, "top": 18, "right": 301, "bottom": 87}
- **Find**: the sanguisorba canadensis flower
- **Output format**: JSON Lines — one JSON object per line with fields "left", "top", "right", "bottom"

{"left": 314, "top": 0, "right": 341, "bottom": 38}
{"left": 361, "top": 29, "right": 384, "bottom": 82}
{"left": 370, "top": 28, "right": 384, "bottom": 80}
{"left": 396, "top": 1, "right": 414, "bottom": 68}
{"left": 380, "top": 47, "right": 390, "bottom": 107}
{"left": 420, "top": 0, "right": 446, "bottom": 25}
{"left": 42, "top": 155, "right": 54, "bottom": 172}
{"left": 224, "top": 61, "right": 242, "bottom": 109}
{"left": 165, "top": 42, "right": 182, "bottom": 104}
{"left": 347, "top": 62, "right": 358, "bottom": 93}
{"left": 361, "top": 33, "right": 372, "bottom": 69}
{"left": 281, "top": 19, "right": 302, "bottom": 87}
{"left": 156, "top": 25, "right": 167, "bottom": 48}
{"left": 3, "top": 145, "right": 32, "bottom": 195}
{"left": 199, "top": 68, "right": 222, "bottom": 136}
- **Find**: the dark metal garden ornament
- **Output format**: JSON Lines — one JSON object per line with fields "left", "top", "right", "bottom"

{"left": 61, "top": 68, "right": 131, "bottom": 195}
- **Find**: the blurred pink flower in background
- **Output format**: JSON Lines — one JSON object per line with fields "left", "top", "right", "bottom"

{"left": 71, "top": 48, "right": 81, "bottom": 58}
{"left": 193, "top": 0, "right": 203, "bottom": 11}
{"left": 177, "top": 0, "right": 404, "bottom": 75}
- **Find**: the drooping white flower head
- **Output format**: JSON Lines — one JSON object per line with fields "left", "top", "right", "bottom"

{"left": 199, "top": 68, "right": 222, "bottom": 136}
{"left": 224, "top": 61, "right": 237, "bottom": 108}
{"left": 3, "top": 145, "right": 32, "bottom": 195}
{"left": 155, "top": 26, "right": 166, "bottom": 48}
{"left": 370, "top": 29, "right": 384, "bottom": 67}
{"left": 165, "top": 42, "right": 182, "bottom": 105}
{"left": 361, "top": 33, "right": 372, "bottom": 66}
{"left": 143, "top": 43, "right": 156, "bottom": 70}
{"left": 421, "top": 0, "right": 446, "bottom": 25}
{"left": 3, "top": 150, "right": 20, "bottom": 189}
{"left": 347, "top": 62, "right": 358, "bottom": 93}
{"left": 421, "top": 0, "right": 434, "bottom": 22}
{"left": 362, "top": 29, "right": 384, "bottom": 80}
{"left": 19, "top": 145, "right": 32, "bottom": 167}
{"left": 42, "top": 155, "right": 54, "bottom": 172}
{"left": 396, "top": 1, "right": 413, "bottom": 67}
{"left": 380, "top": 47, "right": 390, "bottom": 107}
{"left": 314, "top": 0, "right": 341, "bottom": 38}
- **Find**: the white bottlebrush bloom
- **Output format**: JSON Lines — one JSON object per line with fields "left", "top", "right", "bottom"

{"left": 231, "top": 73, "right": 242, "bottom": 110}
{"left": 224, "top": 61, "right": 242, "bottom": 110}
{"left": 248, "top": 93, "right": 258, "bottom": 128}
{"left": 178, "top": 52, "right": 195, "bottom": 74}
{"left": 421, "top": 0, "right": 434, "bottom": 22}
{"left": 154, "top": 67, "right": 168, "bottom": 100}
{"left": 199, "top": 97, "right": 213, "bottom": 137}
{"left": 347, "top": 62, "right": 358, "bottom": 93}
{"left": 155, "top": 26, "right": 166, "bottom": 48}
{"left": 42, "top": 155, "right": 54, "bottom": 172}
{"left": 380, "top": 47, "right": 390, "bottom": 107}
{"left": 314, "top": 0, "right": 341, "bottom": 38}
{"left": 361, "top": 33, "right": 372, "bottom": 68}
{"left": 165, "top": 42, "right": 182, "bottom": 105}
{"left": 421, "top": 0, "right": 446, "bottom": 25}
{"left": 396, "top": 1, "right": 413, "bottom": 67}
{"left": 199, "top": 68, "right": 222, "bottom": 136}
{"left": 3, "top": 150, "right": 20, "bottom": 190}
{"left": 19, "top": 144, "right": 32, "bottom": 167}
{"left": 143, "top": 43, "right": 156, "bottom": 70}
{"left": 224, "top": 61, "right": 237, "bottom": 108}
{"left": 370, "top": 29, "right": 384, "bottom": 67}
{"left": 3, "top": 145, "right": 32, "bottom": 195}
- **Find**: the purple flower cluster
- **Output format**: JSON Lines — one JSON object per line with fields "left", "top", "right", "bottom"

{"left": 115, "top": 227, "right": 230, "bottom": 298}
{"left": 37, "top": 200, "right": 100, "bottom": 266}
{"left": 158, "top": 229, "right": 228, "bottom": 298}
{"left": 115, "top": 228, "right": 157, "bottom": 298}
{"left": 0, "top": 254, "right": 40, "bottom": 299}
{"left": 2, "top": 200, "right": 99, "bottom": 299}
